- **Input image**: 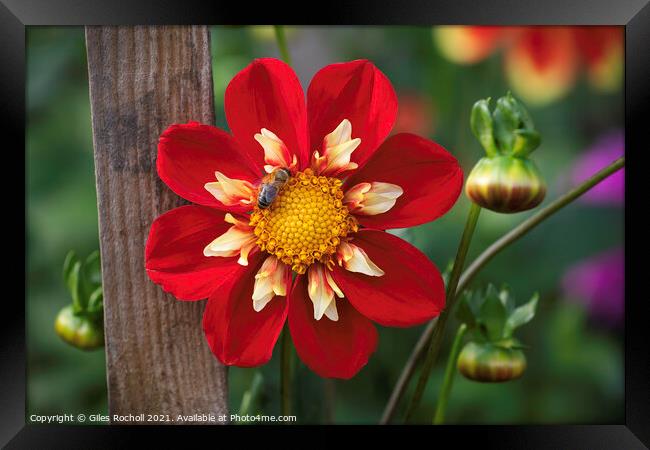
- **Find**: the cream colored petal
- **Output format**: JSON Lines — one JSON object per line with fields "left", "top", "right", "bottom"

{"left": 204, "top": 171, "right": 255, "bottom": 206}
{"left": 337, "top": 241, "right": 384, "bottom": 277}
{"left": 203, "top": 222, "right": 257, "bottom": 266}
{"left": 368, "top": 182, "right": 404, "bottom": 198}
{"left": 307, "top": 264, "right": 344, "bottom": 322}
{"left": 312, "top": 119, "right": 361, "bottom": 176}
{"left": 307, "top": 264, "right": 335, "bottom": 321}
{"left": 325, "top": 269, "right": 345, "bottom": 298}
{"left": 271, "top": 263, "right": 288, "bottom": 297}
{"left": 224, "top": 213, "right": 250, "bottom": 229}
{"left": 343, "top": 182, "right": 372, "bottom": 210}
{"left": 252, "top": 276, "right": 274, "bottom": 312}
{"left": 358, "top": 194, "right": 399, "bottom": 215}
{"left": 310, "top": 151, "right": 328, "bottom": 174}
{"left": 322, "top": 299, "right": 339, "bottom": 321}
{"left": 238, "top": 240, "right": 257, "bottom": 266}
{"left": 255, "top": 128, "right": 295, "bottom": 171}
{"left": 252, "top": 256, "right": 288, "bottom": 311}
{"left": 345, "top": 182, "right": 403, "bottom": 215}
{"left": 203, "top": 227, "right": 250, "bottom": 256}
{"left": 323, "top": 118, "right": 353, "bottom": 148}
{"left": 324, "top": 139, "right": 360, "bottom": 174}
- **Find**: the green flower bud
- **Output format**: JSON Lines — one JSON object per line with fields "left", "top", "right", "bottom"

{"left": 466, "top": 93, "right": 545, "bottom": 213}
{"left": 465, "top": 155, "right": 546, "bottom": 213}
{"left": 54, "top": 305, "right": 104, "bottom": 350}
{"left": 470, "top": 98, "right": 499, "bottom": 157}
{"left": 493, "top": 94, "right": 521, "bottom": 153}
{"left": 457, "top": 341, "right": 526, "bottom": 383}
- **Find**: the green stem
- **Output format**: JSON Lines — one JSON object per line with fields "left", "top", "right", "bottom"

{"left": 238, "top": 372, "right": 264, "bottom": 417}
{"left": 403, "top": 203, "right": 481, "bottom": 422}
{"left": 274, "top": 26, "right": 292, "bottom": 66}
{"left": 456, "top": 156, "right": 625, "bottom": 294}
{"left": 280, "top": 324, "right": 292, "bottom": 416}
{"left": 379, "top": 156, "right": 625, "bottom": 424}
{"left": 323, "top": 378, "right": 336, "bottom": 424}
{"left": 433, "top": 324, "right": 467, "bottom": 424}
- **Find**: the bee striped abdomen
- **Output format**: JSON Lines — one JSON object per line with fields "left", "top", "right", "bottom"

{"left": 257, "top": 167, "right": 291, "bottom": 209}
{"left": 258, "top": 183, "right": 279, "bottom": 209}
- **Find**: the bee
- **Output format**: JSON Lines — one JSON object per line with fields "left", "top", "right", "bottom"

{"left": 257, "top": 167, "right": 291, "bottom": 209}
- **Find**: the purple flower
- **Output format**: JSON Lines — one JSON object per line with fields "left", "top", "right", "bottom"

{"left": 562, "top": 247, "right": 624, "bottom": 327}
{"left": 571, "top": 130, "right": 624, "bottom": 205}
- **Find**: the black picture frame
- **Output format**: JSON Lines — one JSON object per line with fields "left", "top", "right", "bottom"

{"left": 6, "top": 0, "right": 648, "bottom": 447}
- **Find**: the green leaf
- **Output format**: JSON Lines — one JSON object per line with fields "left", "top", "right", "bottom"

{"left": 238, "top": 372, "right": 264, "bottom": 418}
{"left": 80, "top": 251, "right": 102, "bottom": 305}
{"left": 470, "top": 98, "right": 499, "bottom": 157}
{"left": 66, "top": 261, "right": 84, "bottom": 313}
{"left": 84, "top": 250, "right": 102, "bottom": 286}
{"left": 514, "top": 97, "right": 535, "bottom": 130}
{"left": 62, "top": 250, "right": 78, "bottom": 284}
{"left": 498, "top": 284, "right": 515, "bottom": 313}
{"left": 493, "top": 93, "right": 520, "bottom": 153}
{"left": 512, "top": 129, "right": 541, "bottom": 157}
{"left": 504, "top": 292, "right": 539, "bottom": 338}
{"left": 456, "top": 293, "right": 477, "bottom": 328}
{"left": 87, "top": 286, "right": 104, "bottom": 315}
{"left": 441, "top": 260, "right": 454, "bottom": 287}
{"left": 466, "top": 290, "right": 484, "bottom": 316}
{"left": 493, "top": 337, "right": 527, "bottom": 349}
{"left": 509, "top": 341, "right": 531, "bottom": 350}
{"left": 478, "top": 285, "right": 508, "bottom": 341}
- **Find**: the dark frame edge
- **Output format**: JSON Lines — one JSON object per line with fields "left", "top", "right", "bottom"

{"left": 4, "top": 424, "right": 650, "bottom": 449}
{"left": 624, "top": 1, "right": 650, "bottom": 448}
{"left": 0, "top": 0, "right": 27, "bottom": 448}
{"left": 1, "top": 0, "right": 649, "bottom": 25}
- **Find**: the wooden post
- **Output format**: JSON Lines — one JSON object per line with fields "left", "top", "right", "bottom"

{"left": 85, "top": 26, "right": 228, "bottom": 424}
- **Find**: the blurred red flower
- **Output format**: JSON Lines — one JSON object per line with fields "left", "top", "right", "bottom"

{"left": 145, "top": 58, "right": 464, "bottom": 378}
{"left": 434, "top": 26, "right": 623, "bottom": 106}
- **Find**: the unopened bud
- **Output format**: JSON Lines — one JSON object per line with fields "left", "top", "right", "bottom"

{"left": 465, "top": 155, "right": 546, "bottom": 213}
{"left": 54, "top": 305, "right": 104, "bottom": 350}
{"left": 457, "top": 341, "right": 526, "bottom": 382}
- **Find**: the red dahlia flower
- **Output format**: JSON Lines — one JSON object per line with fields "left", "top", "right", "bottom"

{"left": 145, "top": 58, "right": 463, "bottom": 379}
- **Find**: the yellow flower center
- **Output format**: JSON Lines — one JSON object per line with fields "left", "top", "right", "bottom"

{"left": 249, "top": 168, "right": 358, "bottom": 274}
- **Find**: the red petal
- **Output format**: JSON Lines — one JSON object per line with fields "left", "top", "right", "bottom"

{"left": 307, "top": 60, "right": 397, "bottom": 171}
{"left": 332, "top": 230, "right": 445, "bottom": 327}
{"left": 203, "top": 256, "right": 288, "bottom": 367}
{"left": 157, "top": 122, "right": 259, "bottom": 211}
{"left": 225, "top": 58, "right": 309, "bottom": 170}
{"left": 345, "top": 133, "right": 463, "bottom": 229}
{"left": 288, "top": 276, "right": 378, "bottom": 379}
{"left": 145, "top": 205, "right": 251, "bottom": 300}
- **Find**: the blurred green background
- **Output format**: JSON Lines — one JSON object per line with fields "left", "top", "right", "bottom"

{"left": 26, "top": 26, "right": 624, "bottom": 424}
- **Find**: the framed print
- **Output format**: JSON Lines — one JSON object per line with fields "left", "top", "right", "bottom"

{"left": 5, "top": 0, "right": 648, "bottom": 447}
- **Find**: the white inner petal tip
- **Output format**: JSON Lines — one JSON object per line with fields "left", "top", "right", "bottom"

{"left": 308, "top": 265, "right": 343, "bottom": 322}
{"left": 339, "top": 242, "right": 385, "bottom": 277}
{"left": 251, "top": 256, "right": 288, "bottom": 312}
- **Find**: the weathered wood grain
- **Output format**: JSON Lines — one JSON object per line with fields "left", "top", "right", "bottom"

{"left": 85, "top": 26, "right": 228, "bottom": 424}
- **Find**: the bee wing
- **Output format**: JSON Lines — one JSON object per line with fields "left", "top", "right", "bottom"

{"left": 264, "top": 184, "right": 279, "bottom": 196}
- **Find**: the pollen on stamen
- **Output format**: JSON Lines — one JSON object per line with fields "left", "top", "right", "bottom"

{"left": 249, "top": 168, "right": 358, "bottom": 274}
